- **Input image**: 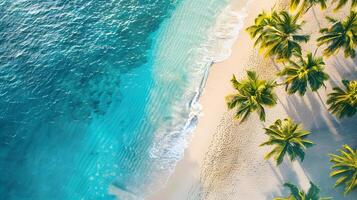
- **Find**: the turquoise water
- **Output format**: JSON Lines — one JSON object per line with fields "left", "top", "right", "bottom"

{"left": 0, "top": 0, "right": 235, "bottom": 199}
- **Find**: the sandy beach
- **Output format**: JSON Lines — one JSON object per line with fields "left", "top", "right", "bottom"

{"left": 149, "top": 0, "right": 357, "bottom": 199}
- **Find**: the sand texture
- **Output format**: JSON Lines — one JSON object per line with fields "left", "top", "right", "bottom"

{"left": 149, "top": 0, "right": 357, "bottom": 199}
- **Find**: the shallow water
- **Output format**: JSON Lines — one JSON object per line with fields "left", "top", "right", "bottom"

{"left": 0, "top": 0, "right": 247, "bottom": 199}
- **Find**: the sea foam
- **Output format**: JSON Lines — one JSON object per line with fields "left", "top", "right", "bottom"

{"left": 110, "top": 1, "right": 252, "bottom": 199}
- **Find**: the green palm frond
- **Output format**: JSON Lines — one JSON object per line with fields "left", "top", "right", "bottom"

{"left": 246, "top": 11, "right": 272, "bottom": 38}
{"left": 261, "top": 11, "right": 309, "bottom": 61}
{"left": 274, "top": 182, "right": 332, "bottom": 200}
{"left": 261, "top": 118, "right": 314, "bottom": 165}
{"left": 225, "top": 71, "right": 277, "bottom": 123}
{"left": 289, "top": 0, "right": 328, "bottom": 14}
{"left": 327, "top": 80, "right": 357, "bottom": 118}
{"left": 246, "top": 11, "right": 309, "bottom": 61}
{"left": 278, "top": 53, "right": 329, "bottom": 96}
{"left": 332, "top": 0, "right": 357, "bottom": 11}
{"left": 329, "top": 145, "right": 357, "bottom": 195}
{"left": 246, "top": 11, "right": 274, "bottom": 48}
{"left": 317, "top": 11, "right": 357, "bottom": 58}
{"left": 290, "top": 0, "right": 302, "bottom": 10}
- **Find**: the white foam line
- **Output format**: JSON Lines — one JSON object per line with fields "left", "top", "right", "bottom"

{"left": 110, "top": 1, "right": 254, "bottom": 199}
{"left": 203, "top": 1, "right": 252, "bottom": 63}
{"left": 145, "top": 0, "right": 253, "bottom": 196}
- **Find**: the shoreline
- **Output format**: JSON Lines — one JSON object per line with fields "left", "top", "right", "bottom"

{"left": 149, "top": 0, "right": 357, "bottom": 199}
{"left": 148, "top": 0, "right": 280, "bottom": 199}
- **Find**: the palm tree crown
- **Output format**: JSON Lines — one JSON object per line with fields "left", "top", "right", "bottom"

{"left": 329, "top": 145, "right": 357, "bottom": 195}
{"left": 289, "top": 0, "right": 327, "bottom": 14}
{"left": 317, "top": 11, "right": 357, "bottom": 58}
{"left": 327, "top": 79, "right": 357, "bottom": 118}
{"left": 274, "top": 182, "right": 331, "bottom": 200}
{"left": 261, "top": 118, "right": 314, "bottom": 165}
{"left": 246, "top": 11, "right": 310, "bottom": 61}
{"left": 246, "top": 11, "right": 274, "bottom": 46}
{"left": 332, "top": 0, "right": 357, "bottom": 11}
{"left": 225, "top": 71, "right": 277, "bottom": 123}
{"left": 262, "top": 11, "right": 310, "bottom": 61}
{"left": 278, "top": 53, "right": 329, "bottom": 96}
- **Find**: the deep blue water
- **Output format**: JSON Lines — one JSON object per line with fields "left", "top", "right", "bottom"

{"left": 0, "top": 0, "right": 232, "bottom": 199}
{"left": 0, "top": 1, "right": 176, "bottom": 199}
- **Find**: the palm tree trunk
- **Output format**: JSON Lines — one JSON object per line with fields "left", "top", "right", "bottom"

{"left": 315, "top": 90, "right": 327, "bottom": 110}
{"left": 305, "top": 5, "right": 313, "bottom": 14}
{"left": 313, "top": 46, "right": 321, "bottom": 57}
{"left": 312, "top": 7, "right": 322, "bottom": 29}
{"left": 270, "top": 57, "right": 281, "bottom": 71}
{"left": 298, "top": 5, "right": 313, "bottom": 17}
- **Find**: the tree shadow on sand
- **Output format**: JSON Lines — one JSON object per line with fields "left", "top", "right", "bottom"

{"left": 272, "top": 81, "right": 357, "bottom": 199}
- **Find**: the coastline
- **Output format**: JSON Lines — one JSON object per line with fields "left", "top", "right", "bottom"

{"left": 149, "top": 0, "right": 357, "bottom": 199}
{"left": 148, "top": 0, "right": 281, "bottom": 199}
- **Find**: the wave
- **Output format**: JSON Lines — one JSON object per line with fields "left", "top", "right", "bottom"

{"left": 206, "top": 4, "right": 250, "bottom": 62}
{"left": 110, "top": 1, "right": 253, "bottom": 199}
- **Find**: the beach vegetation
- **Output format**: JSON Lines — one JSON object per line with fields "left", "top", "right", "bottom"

{"left": 332, "top": 0, "right": 357, "bottom": 11}
{"left": 278, "top": 53, "right": 329, "bottom": 96}
{"left": 246, "top": 11, "right": 274, "bottom": 47}
{"left": 317, "top": 11, "right": 357, "bottom": 58}
{"left": 289, "top": 0, "right": 328, "bottom": 14}
{"left": 274, "top": 181, "right": 331, "bottom": 200}
{"left": 246, "top": 11, "right": 309, "bottom": 61}
{"left": 327, "top": 79, "right": 357, "bottom": 118}
{"left": 225, "top": 70, "right": 277, "bottom": 122}
{"left": 329, "top": 144, "right": 357, "bottom": 195}
{"left": 261, "top": 118, "right": 314, "bottom": 165}
{"left": 242, "top": 0, "right": 357, "bottom": 197}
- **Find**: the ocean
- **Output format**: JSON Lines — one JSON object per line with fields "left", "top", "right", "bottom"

{"left": 0, "top": 0, "right": 248, "bottom": 199}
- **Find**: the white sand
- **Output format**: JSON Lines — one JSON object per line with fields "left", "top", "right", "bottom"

{"left": 149, "top": 0, "right": 357, "bottom": 199}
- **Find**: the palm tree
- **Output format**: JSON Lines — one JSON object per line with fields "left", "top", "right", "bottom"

{"left": 260, "top": 118, "right": 314, "bottom": 165}
{"left": 329, "top": 144, "right": 357, "bottom": 195}
{"left": 317, "top": 11, "right": 357, "bottom": 58}
{"left": 260, "top": 11, "right": 310, "bottom": 61}
{"left": 274, "top": 182, "right": 331, "bottom": 200}
{"left": 289, "top": 0, "right": 328, "bottom": 14}
{"left": 225, "top": 70, "right": 277, "bottom": 123}
{"left": 246, "top": 11, "right": 309, "bottom": 61}
{"left": 278, "top": 53, "right": 329, "bottom": 96}
{"left": 332, "top": 0, "right": 357, "bottom": 11}
{"left": 327, "top": 80, "right": 357, "bottom": 118}
{"left": 246, "top": 11, "right": 274, "bottom": 47}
